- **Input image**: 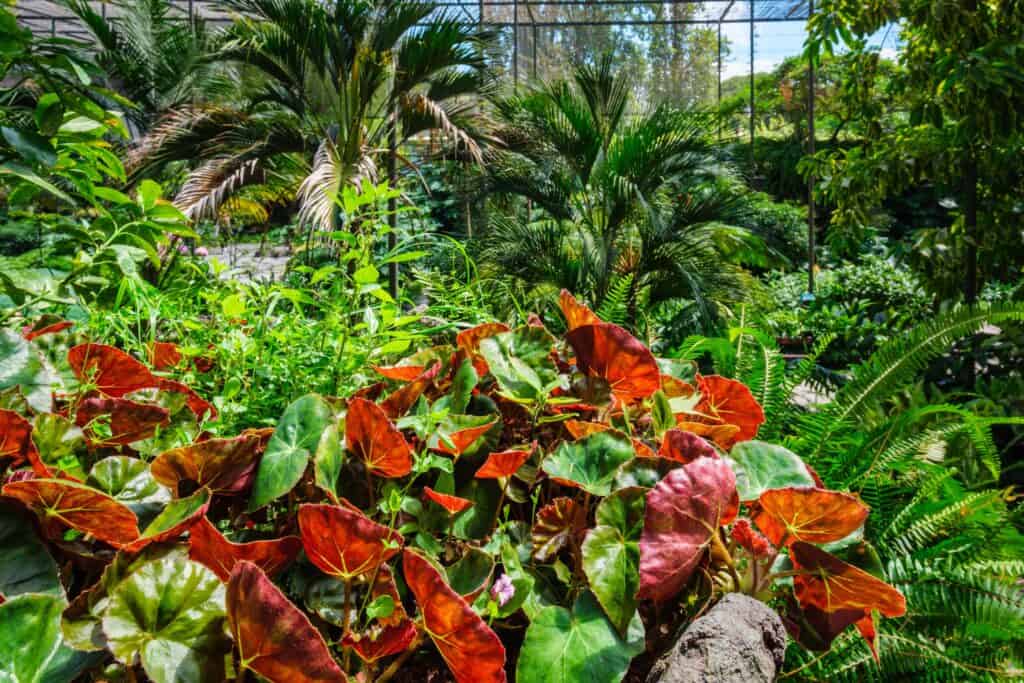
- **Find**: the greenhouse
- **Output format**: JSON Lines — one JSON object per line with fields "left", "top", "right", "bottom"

{"left": 1, "top": 1, "right": 1022, "bottom": 682}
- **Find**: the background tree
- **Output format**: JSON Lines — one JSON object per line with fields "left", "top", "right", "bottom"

{"left": 803, "top": 0, "right": 1024, "bottom": 301}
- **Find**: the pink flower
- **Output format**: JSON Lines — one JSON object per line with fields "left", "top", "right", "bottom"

{"left": 490, "top": 573, "right": 515, "bottom": 607}
{"left": 195, "top": 246, "right": 209, "bottom": 257}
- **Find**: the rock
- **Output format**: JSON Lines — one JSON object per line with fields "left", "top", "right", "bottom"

{"left": 646, "top": 594, "right": 787, "bottom": 683}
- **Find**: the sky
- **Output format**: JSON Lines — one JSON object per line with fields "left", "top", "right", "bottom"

{"left": 720, "top": 21, "right": 901, "bottom": 78}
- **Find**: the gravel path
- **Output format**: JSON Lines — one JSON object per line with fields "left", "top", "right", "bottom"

{"left": 204, "top": 243, "right": 291, "bottom": 282}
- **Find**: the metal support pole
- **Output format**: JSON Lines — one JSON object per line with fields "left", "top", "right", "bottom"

{"left": 749, "top": 0, "right": 755, "bottom": 171}
{"left": 512, "top": 0, "right": 519, "bottom": 89}
{"left": 717, "top": 22, "right": 722, "bottom": 140}
{"left": 806, "top": 0, "right": 816, "bottom": 295}
{"left": 532, "top": 24, "right": 538, "bottom": 79}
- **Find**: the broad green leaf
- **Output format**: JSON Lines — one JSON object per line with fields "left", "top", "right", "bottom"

{"left": 312, "top": 422, "right": 345, "bottom": 502}
{"left": 220, "top": 293, "right": 245, "bottom": 319}
{"left": 0, "top": 594, "right": 100, "bottom": 683}
{"left": 447, "top": 547, "right": 495, "bottom": 598}
{"left": 516, "top": 591, "right": 643, "bottom": 683}
{"left": 88, "top": 456, "right": 171, "bottom": 527}
{"left": 446, "top": 358, "right": 478, "bottom": 414}
{"left": 729, "top": 441, "right": 815, "bottom": 502}
{"left": 542, "top": 431, "right": 635, "bottom": 496}
{"left": 479, "top": 327, "right": 561, "bottom": 403}
{"left": 34, "top": 94, "right": 63, "bottom": 137}
{"left": 0, "top": 503, "right": 62, "bottom": 599}
{"left": 0, "top": 330, "right": 57, "bottom": 413}
{"left": 289, "top": 560, "right": 351, "bottom": 627}
{"left": 0, "top": 163, "right": 72, "bottom": 203}
{"left": 1, "top": 126, "right": 56, "bottom": 167}
{"left": 137, "top": 179, "right": 161, "bottom": 211}
{"left": 582, "top": 488, "right": 645, "bottom": 634}
{"left": 32, "top": 413, "right": 86, "bottom": 482}
{"left": 452, "top": 479, "right": 501, "bottom": 540}
{"left": 103, "top": 557, "right": 231, "bottom": 683}
{"left": 249, "top": 394, "right": 333, "bottom": 510}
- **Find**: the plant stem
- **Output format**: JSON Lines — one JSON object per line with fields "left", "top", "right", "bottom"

{"left": 489, "top": 479, "right": 509, "bottom": 536}
{"left": 373, "top": 635, "right": 423, "bottom": 683}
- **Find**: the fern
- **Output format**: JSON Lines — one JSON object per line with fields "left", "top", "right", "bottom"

{"left": 795, "top": 303, "right": 1024, "bottom": 464}
{"left": 596, "top": 271, "right": 632, "bottom": 326}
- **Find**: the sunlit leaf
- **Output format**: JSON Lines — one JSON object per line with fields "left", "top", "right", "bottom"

{"left": 558, "top": 289, "right": 601, "bottom": 331}
{"left": 67, "top": 343, "right": 156, "bottom": 396}
{"left": 638, "top": 457, "right": 736, "bottom": 602}
{"left": 403, "top": 550, "right": 506, "bottom": 683}
{"left": 0, "top": 594, "right": 100, "bottom": 683}
{"left": 516, "top": 591, "right": 642, "bottom": 683}
{"left": 478, "top": 326, "right": 560, "bottom": 403}
{"left": 2, "top": 478, "right": 139, "bottom": 547}
{"left": 342, "top": 620, "right": 418, "bottom": 664}
{"left": 30, "top": 413, "right": 85, "bottom": 480}
{"left": 475, "top": 444, "right": 534, "bottom": 479}
{"left": 791, "top": 541, "right": 906, "bottom": 617}
{"left": 657, "top": 428, "right": 717, "bottom": 464}
{"left": 103, "top": 557, "right": 231, "bottom": 683}
{"left": 188, "top": 516, "right": 301, "bottom": 582}
{"left": 153, "top": 429, "right": 273, "bottom": 496}
{"left": 729, "top": 441, "right": 815, "bottom": 502}
{"left": 566, "top": 323, "right": 660, "bottom": 403}
{"left": 299, "top": 503, "right": 402, "bottom": 580}
{"left": 424, "top": 486, "right": 474, "bottom": 514}
{"left": 429, "top": 414, "right": 498, "bottom": 457}
{"left": 582, "top": 487, "right": 645, "bottom": 634}
{"left": 122, "top": 488, "right": 210, "bottom": 553}
{"left": 250, "top": 394, "right": 333, "bottom": 510}
{"left": 228, "top": 562, "right": 348, "bottom": 681}
{"left": 753, "top": 487, "right": 868, "bottom": 547}
{"left": 0, "top": 409, "right": 36, "bottom": 466}
{"left": 456, "top": 322, "right": 511, "bottom": 376}
{"left": 693, "top": 375, "right": 765, "bottom": 444}
{"left": 541, "top": 430, "right": 635, "bottom": 496}
{"left": 381, "top": 362, "right": 441, "bottom": 419}
{"left": 346, "top": 397, "right": 413, "bottom": 478}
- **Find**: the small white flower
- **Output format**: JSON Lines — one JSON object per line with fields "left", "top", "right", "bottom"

{"left": 491, "top": 573, "right": 515, "bottom": 607}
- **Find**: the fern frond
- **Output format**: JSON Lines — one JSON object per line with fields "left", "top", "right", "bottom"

{"left": 596, "top": 271, "right": 633, "bottom": 326}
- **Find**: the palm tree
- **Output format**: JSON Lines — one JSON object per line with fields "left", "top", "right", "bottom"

{"left": 479, "top": 56, "right": 765, "bottom": 328}
{"left": 131, "top": 0, "right": 492, "bottom": 234}
{"left": 58, "top": 0, "right": 222, "bottom": 136}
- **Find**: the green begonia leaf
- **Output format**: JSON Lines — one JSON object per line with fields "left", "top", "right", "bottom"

{"left": 516, "top": 591, "right": 643, "bottom": 683}
{"left": 0, "top": 330, "right": 56, "bottom": 413}
{"left": 0, "top": 594, "right": 101, "bottom": 683}
{"left": 249, "top": 394, "right": 333, "bottom": 510}
{"left": 542, "top": 431, "right": 635, "bottom": 496}
{"left": 103, "top": 557, "right": 231, "bottom": 683}
{"left": 479, "top": 327, "right": 561, "bottom": 403}
{"left": 729, "top": 440, "right": 815, "bottom": 502}
{"left": 88, "top": 456, "right": 171, "bottom": 527}
{"left": 0, "top": 502, "right": 62, "bottom": 599}
{"left": 581, "top": 488, "right": 645, "bottom": 635}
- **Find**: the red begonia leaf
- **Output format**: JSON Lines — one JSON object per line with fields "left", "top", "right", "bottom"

{"left": 227, "top": 561, "right": 348, "bottom": 682}
{"left": 638, "top": 457, "right": 736, "bottom": 602}
{"left": 342, "top": 620, "right": 418, "bottom": 663}
{"left": 532, "top": 496, "right": 586, "bottom": 562}
{"left": 660, "top": 374, "right": 694, "bottom": 398}
{"left": 753, "top": 487, "right": 869, "bottom": 547}
{"left": 373, "top": 365, "right": 427, "bottom": 381}
{"left": 674, "top": 420, "right": 741, "bottom": 450}
{"left": 693, "top": 375, "right": 765, "bottom": 443}
{"left": 431, "top": 417, "right": 498, "bottom": 457}
{"left": 791, "top": 541, "right": 906, "bottom": 618}
{"left": 148, "top": 342, "right": 183, "bottom": 370}
{"left": 188, "top": 516, "right": 301, "bottom": 582}
{"left": 22, "top": 318, "right": 73, "bottom": 341}
{"left": 381, "top": 362, "right": 441, "bottom": 419}
{"left": 632, "top": 438, "right": 657, "bottom": 459}
{"left": 2, "top": 478, "right": 139, "bottom": 546}
{"left": 565, "top": 323, "right": 660, "bottom": 403}
{"left": 658, "top": 429, "right": 717, "bottom": 464}
{"left": 456, "top": 322, "right": 511, "bottom": 375}
{"left": 345, "top": 397, "right": 413, "bottom": 478}
{"left": 424, "top": 487, "right": 474, "bottom": 514}
{"left": 0, "top": 409, "right": 36, "bottom": 466}
{"left": 475, "top": 444, "right": 534, "bottom": 479}
{"left": 151, "top": 429, "right": 273, "bottom": 495}
{"left": 784, "top": 598, "right": 865, "bottom": 652}
{"left": 75, "top": 396, "right": 170, "bottom": 445}
{"left": 559, "top": 289, "right": 601, "bottom": 331}
{"left": 68, "top": 344, "right": 157, "bottom": 396}
{"left": 403, "top": 550, "right": 507, "bottom": 683}
{"left": 299, "top": 503, "right": 403, "bottom": 580}
{"left": 156, "top": 378, "right": 218, "bottom": 420}
{"left": 857, "top": 613, "right": 879, "bottom": 661}
{"left": 564, "top": 420, "right": 609, "bottom": 439}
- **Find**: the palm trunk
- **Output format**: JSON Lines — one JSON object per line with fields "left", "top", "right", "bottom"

{"left": 388, "top": 109, "right": 399, "bottom": 300}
